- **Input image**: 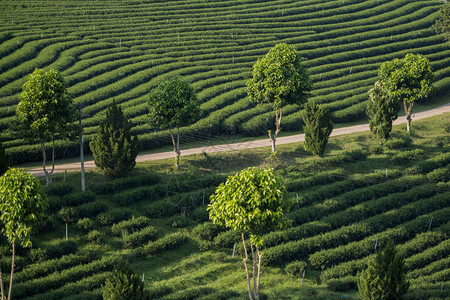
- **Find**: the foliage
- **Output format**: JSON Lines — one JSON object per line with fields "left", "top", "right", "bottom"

{"left": 89, "top": 99, "right": 140, "bottom": 178}
{"left": 246, "top": 43, "right": 312, "bottom": 152}
{"left": 366, "top": 81, "right": 400, "bottom": 140}
{"left": 433, "top": 2, "right": 450, "bottom": 41}
{"left": 358, "top": 239, "right": 409, "bottom": 300}
{"left": 0, "top": 168, "right": 48, "bottom": 300}
{"left": 59, "top": 207, "right": 75, "bottom": 225}
{"left": 0, "top": 168, "right": 47, "bottom": 247}
{"left": 0, "top": 142, "right": 11, "bottom": 176}
{"left": 148, "top": 76, "right": 200, "bottom": 168}
{"left": 103, "top": 260, "right": 149, "bottom": 300}
{"left": 302, "top": 101, "right": 333, "bottom": 156}
{"left": 379, "top": 53, "right": 434, "bottom": 132}
{"left": 15, "top": 68, "right": 77, "bottom": 184}
{"left": 208, "top": 167, "right": 291, "bottom": 246}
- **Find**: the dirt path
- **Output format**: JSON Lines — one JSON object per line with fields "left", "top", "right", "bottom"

{"left": 26, "top": 104, "right": 450, "bottom": 176}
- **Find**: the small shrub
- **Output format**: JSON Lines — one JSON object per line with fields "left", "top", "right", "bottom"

{"left": 29, "top": 248, "right": 48, "bottom": 263}
{"left": 214, "top": 230, "right": 241, "bottom": 248}
{"left": 76, "top": 218, "right": 95, "bottom": 233}
{"left": 384, "top": 135, "right": 412, "bottom": 149}
{"left": 122, "top": 226, "right": 157, "bottom": 249}
{"left": 97, "top": 209, "right": 132, "bottom": 226}
{"left": 87, "top": 230, "right": 103, "bottom": 245}
{"left": 368, "top": 144, "right": 384, "bottom": 155}
{"left": 111, "top": 216, "right": 150, "bottom": 236}
{"left": 192, "top": 222, "right": 222, "bottom": 241}
{"left": 285, "top": 260, "right": 308, "bottom": 277}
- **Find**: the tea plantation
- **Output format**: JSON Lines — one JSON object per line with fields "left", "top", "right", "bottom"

{"left": 0, "top": 0, "right": 449, "bottom": 164}
{"left": 0, "top": 114, "right": 448, "bottom": 299}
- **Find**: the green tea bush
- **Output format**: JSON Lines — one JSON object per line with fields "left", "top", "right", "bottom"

{"left": 97, "top": 209, "right": 132, "bottom": 226}
{"left": 63, "top": 191, "right": 96, "bottom": 207}
{"left": 145, "top": 200, "right": 178, "bottom": 218}
{"left": 111, "top": 216, "right": 150, "bottom": 236}
{"left": 122, "top": 226, "right": 157, "bottom": 249}
{"left": 87, "top": 230, "right": 104, "bottom": 245}
{"left": 191, "top": 222, "right": 223, "bottom": 241}
{"left": 90, "top": 173, "right": 160, "bottom": 194}
{"left": 390, "top": 149, "right": 425, "bottom": 164}
{"left": 77, "top": 217, "right": 95, "bottom": 233}
{"left": 76, "top": 202, "right": 107, "bottom": 218}
{"left": 326, "top": 276, "right": 357, "bottom": 292}
{"left": 42, "top": 182, "right": 73, "bottom": 197}
{"left": 285, "top": 260, "right": 308, "bottom": 277}
{"left": 135, "top": 231, "right": 188, "bottom": 257}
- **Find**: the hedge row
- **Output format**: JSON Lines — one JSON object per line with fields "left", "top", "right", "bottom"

{"left": 13, "top": 253, "right": 93, "bottom": 284}
{"left": 111, "top": 216, "right": 150, "bottom": 236}
{"left": 407, "top": 256, "right": 450, "bottom": 280}
{"left": 285, "top": 168, "right": 345, "bottom": 192}
{"left": 97, "top": 208, "right": 132, "bottom": 226}
{"left": 26, "top": 272, "right": 110, "bottom": 300}
{"left": 123, "top": 226, "right": 158, "bottom": 249}
{"left": 90, "top": 173, "right": 160, "bottom": 195}
{"left": 405, "top": 238, "right": 450, "bottom": 272}
{"left": 308, "top": 207, "right": 450, "bottom": 270}
{"left": 135, "top": 231, "right": 188, "bottom": 257}
{"left": 320, "top": 230, "right": 447, "bottom": 282}
{"left": 74, "top": 202, "right": 107, "bottom": 219}
{"left": 264, "top": 182, "right": 440, "bottom": 248}
{"left": 13, "top": 256, "right": 120, "bottom": 299}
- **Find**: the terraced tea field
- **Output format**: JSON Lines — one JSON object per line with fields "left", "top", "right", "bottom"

{"left": 1, "top": 115, "right": 448, "bottom": 299}
{"left": 0, "top": 0, "right": 449, "bottom": 164}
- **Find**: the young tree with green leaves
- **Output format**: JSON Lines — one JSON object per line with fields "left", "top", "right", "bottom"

{"left": 433, "top": 2, "right": 450, "bottom": 41}
{"left": 247, "top": 43, "right": 312, "bottom": 153}
{"left": 102, "top": 260, "right": 149, "bottom": 300}
{"left": 15, "top": 68, "right": 78, "bottom": 185}
{"left": 58, "top": 207, "right": 75, "bottom": 241}
{"left": 358, "top": 239, "right": 409, "bottom": 300}
{"left": 89, "top": 100, "right": 140, "bottom": 179}
{"left": 302, "top": 101, "right": 333, "bottom": 156}
{"left": 366, "top": 81, "right": 401, "bottom": 140}
{"left": 148, "top": 76, "right": 200, "bottom": 169}
{"left": 0, "top": 168, "right": 48, "bottom": 300}
{"left": 208, "top": 168, "right": 292, "bottom": 300}
{"left": 379, "top": 53, "right": 434, "bottom": 133}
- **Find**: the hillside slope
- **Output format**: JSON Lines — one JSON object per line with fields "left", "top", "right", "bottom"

{"left": 0, "top": 0, "right": 449, "bottom": 164}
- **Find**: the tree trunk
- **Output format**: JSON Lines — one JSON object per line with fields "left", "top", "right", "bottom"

{"left": 41, "top": 138, "right": 56, "bottom": 185}
{"left": 255, "top": 245, "right": 262, "bottom": 300}
{"left": 403, "top": 100, "right": 413, "bottom": 133}
{"left": 168, "top": 128, "right": 181, "bottom": 169}
{"left": 0, "top": 265, "right": 5, "bottom": 300}
{"left": 242, "top": 233, "right": 254, "bottom": 300}
{"left": 268, "top": 107, "right": 282, "bottom": 153}
{"left": 250, "top": 243, "right": 257, "bottom": 300}
{"left": 7, "top": 242, "right": 14, "bottom": 300}
{"left": 65, "top": 223, "right": 68, "bottom": 241}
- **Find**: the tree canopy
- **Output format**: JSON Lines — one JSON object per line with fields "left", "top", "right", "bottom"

{"left": 247, "top": 43, "right": 312, "bottom": 152}
{"left": 302, "top": 101, "right": 333, "bottom": 156}
{"left": 89, "top": 100, "right": 140, "bottom": 178}
{"left": 148, "top": 76, "right": 200, "bottom": 168}
{"left": 379, "top": 53, "right": 434, "bottom": 132}
{"left": 15, "top": 68, "right": 77, "bottom": 184}
{"left": 208, "top": 167, "right": 292, "bottom": 300}
{"left": 0, "top": 168, "right": 48, "bottom": 300}
{"left": 358, "top": 239, "right": 409, "bottom": 300}
{"left": 366, "top": 81, "right": 401, "bottom": 140}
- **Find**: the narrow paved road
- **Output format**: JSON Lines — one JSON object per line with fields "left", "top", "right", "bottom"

{"left": 27, "top": 104, "right": 450, "bottom": 176}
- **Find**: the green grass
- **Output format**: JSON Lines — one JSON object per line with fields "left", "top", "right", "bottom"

{"left": 1, "top": 114, "right": 448, "bottom": 299}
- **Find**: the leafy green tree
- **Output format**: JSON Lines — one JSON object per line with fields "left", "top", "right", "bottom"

{"left": 89, "top": 100, "right": 140, "bottom": 179}
{"left": 102, "top": 260, "right": 149, "bottom": 300}
{"left": 247, "top": 43, "right": 312, "bottom": 153}
{"left": 15, "top": 68, "right": 78, "bottom": 185}
{"left": 302, "top": 101, "right": 333, "bottom": 156}
{"left": 358, "top": 239, "right": 409, "bottom": 300}
{"left": 379, "top": 54, "right": 434, "bottom": 133}
{"left": 148, "top": 76, "right": 200, "bottom": 169}
{"left": 0, "top": 143, "right": 11, "bottom": 176}
{"left": 208, "top": 168, "right": 292, "bottom": 300}
{"left": 0, "top": 168, "right": 48, "bottom": 300}
{"left": 433, "top": 2, "right": 450, "bottom": 41}
{"left": 58, "top": 207, "right": 75, "bottom": 241}
{"left": 366, "top": 81, "right": 401, "bottom": 140}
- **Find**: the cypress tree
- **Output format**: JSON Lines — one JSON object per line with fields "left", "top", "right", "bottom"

{"left": 358, "top": 239, "right": 409, "bottom": 300}
{"left": 102, "top": 260, "right": 149, "bottom": 300}
{"left": 89, "top": 100, "right": 140, "bottom": 178}
{"left": 302, "top": 101, "right": 333, "bottom": 156}
{"left": 366, "top": 81, "right": 400, "bottom": 140}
